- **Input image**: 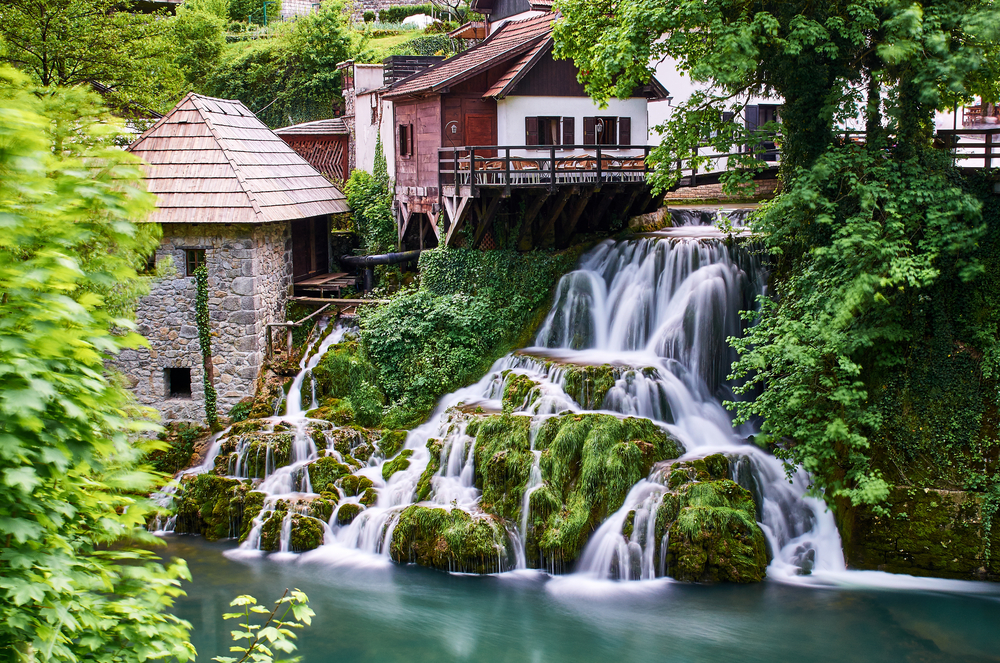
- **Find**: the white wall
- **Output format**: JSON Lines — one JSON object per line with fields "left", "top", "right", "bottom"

{"left": 648, "top": 56, "right": 781, "bottom": 144}
{"left": 497, "top": 95, "right": 648, "bottom": 156}
{"left": 355, "top": 91, "right": 395, "bottom": 176}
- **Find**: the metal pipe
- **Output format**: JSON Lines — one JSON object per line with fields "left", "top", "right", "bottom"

{"left": 340, "top": 250, "right": 422, "bottom": 291}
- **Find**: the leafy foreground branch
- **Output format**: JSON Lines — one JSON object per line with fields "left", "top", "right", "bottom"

{"left": 215, "top": 590, "right": 314, "bottom": 663}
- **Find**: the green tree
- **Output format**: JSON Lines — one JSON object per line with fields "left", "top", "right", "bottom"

{"left": 173, "top": 4, "right": 227, "bottom": 88}
{"left": 0, "top": 0, "right": 183, "bottom": 114}
{"left": 204, "top": 0, "right": 355, "bottom": 127}
{"left": 0, "top": 69, "right": 194, "bottom": 661}
{"left": 346, "top": 136, "right": 397, "bottom": 254}
{"left": 554, "top": 1, "right": 1000, "bottom": 508}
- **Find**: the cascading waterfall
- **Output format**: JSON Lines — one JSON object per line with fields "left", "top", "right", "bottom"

{"left": 170, "top": 224, "right": 847, "bottom": 583}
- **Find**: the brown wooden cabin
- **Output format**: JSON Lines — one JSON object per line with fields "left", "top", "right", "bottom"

{"left": 275, "top": 118, "right": 351, "bottom": 183}
{"left": 383, "top": 12, "right": 668, "bottom": 252}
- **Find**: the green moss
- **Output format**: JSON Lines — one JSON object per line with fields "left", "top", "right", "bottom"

{"left": 307, "top": 456, "right": 351, "bottom": 494}
{"left": 667, "top": 454, "right": 730, "bottom": 489}
{"left": 173, "top": 474, "right": 252, "bottom": 541}
{"left": 502, "top": 372, "right": 541, "bottom": 411}
{"left": 289, "top": 514, "right": 325, "bottom": 552}
{"left": 389, "top": 506, "right": 509, "bottom": 573}
{"left": 340, "top": 474, "right": 374, "bottom": 497}
{"left": 560, "top": 365, "right": 621, "bottom": 410}
{"left": 308, "top": 496, "right": 337, "bottom": 522}
{"left": 382, "top": 449, "right": 414, "bottom": 481}
{"left": 668, "top": 502, "right": 767, "bottom": 583}
{"left": 213, "top": 431, "right": 294, "bottom": 478}
{"left": 336, "top": 502, "right": 362, "bottom": 525}
{"left": 416, "top": 438, "right": 444, "bottom": 501}
{"left": 378, "top": 430, "right": 409, "bottom": 458}
{"left": 842, "top": 485, "right": 1000, "bottom": 579}
{"left": 308, "top": 398, "right": 355, "bottom": 425}
{"left": 311, "top": 341, "right": 385, "bottom": 428}
{"left": 239, "top": 490, "right": 266, "bottom": 542}
{"left": 360, "top": 486, "right": 378, "bottom": 506}
{"left": 467, "top": 412, "right": 681, "bottom": 569}
{"left": 329, "top": 426, "right": 380, "bottom": 463}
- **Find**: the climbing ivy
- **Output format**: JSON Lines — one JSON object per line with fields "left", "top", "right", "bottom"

{"left": 345, "top": 136, "right": 396, "bottom": 254}
{"left": 195, "top": 264, "right": 219, "bottom": 429}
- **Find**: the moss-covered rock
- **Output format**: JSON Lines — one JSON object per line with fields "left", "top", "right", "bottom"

{"left": 415, "top": 438, "right": 444, "bottom": 501}
{"left": 664, "top": 480, "right": 768, "bottom": 583}
{"left": 327, "top": 426, "right": 380, "bottom": 463}
{"left": 382, "top": 449, "right": 414, "bottom": 481}
{"left": 467, "top": 411, "right": 682, "bottom": 570}
{"left": 239, "top": 490, "right": 266, "bottom": 542}
{"left": 213, "top": 431, "right": 294, "bottom": 479}
{"left": 307, "top": 398, "right": 355, "bottom": 425}
{"left": 289, "top": 514, "right": 326, "bottom": 552}
{"left": 378, "top": 430, "right": 409, "bottom": 458}
{"left": 335, "top": 502, "right": 362, "bottom": 525}
{"left": 307, "top": 456, "right": 351, "bottom": 494}
{"left": 173, "top": 474, "right": 252, "bottom": 541}
{"left": 390, "top": 506, "right": 509, "bottom": 573}
{"left": 502, "top": 372, "right": 541, "bottom": 411}
{"left": 667, "top": 454, "right": 730, "bottom": 489}
{"left": 340, "top": 474, "right": 374, "bottom": 497}
{"left": 311, "top": 341, "right": 386, "bottom": 428}
{"left": 560, "top": 364, "right": 621, "bottom": 410}
{"left": 840, "top": 485, "right": 1000, "bottom": 580}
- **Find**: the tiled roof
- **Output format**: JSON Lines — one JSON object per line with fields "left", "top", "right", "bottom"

{"left": 274, "top": 117, "right": 349, "bottom": 136}
{"left": 448, "top": 21, "right": 488, "bottom": 39}
{"left": 528, "top": 0, "right": 553, "bottom": 8}
{"left": 127, "top": 93, "right": 349, "bottom": 224}
{"left": 484, "top": 37, "right": 552, "bottom": 99}
{"left": 384, "top": 13, "right": 554, "bottom": 99}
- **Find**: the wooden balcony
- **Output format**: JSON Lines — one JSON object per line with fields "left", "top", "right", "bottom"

{"left": 438, "top": 144, "right": 652, "bottom": 197}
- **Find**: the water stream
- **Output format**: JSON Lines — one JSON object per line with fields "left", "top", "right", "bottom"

{"left": 178, "top": 228, "right": 845, "bottom": 584}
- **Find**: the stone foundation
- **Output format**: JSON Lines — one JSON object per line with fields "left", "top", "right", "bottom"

{"left": 664, "top": 179, "right": 780, "bottom": 201}
{"left": 115, "top": 222, "right": 292, "bottom": 422}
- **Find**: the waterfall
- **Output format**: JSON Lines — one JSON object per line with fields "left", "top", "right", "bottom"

{"left": 207, "top": 230, "right": 845, "bottom": 583}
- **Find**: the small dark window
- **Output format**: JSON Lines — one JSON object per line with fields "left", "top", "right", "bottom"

{"left": 525, "top": 117, "right": 562, "bottom": 147}
{"left": 584, "top": 117, "right": 619, "bottom": 145}
{"left": 595, "top": 117, "right": 617, "bottom": 145}
{"left": 398, "top": 123, "right": 413, "bottom": 157}
{"left": 165, "top": 368, "right": 192, "bottom": 399}
{"left": 185, "top": 249, "right": 205, "bottom": 276}
{"left": 140, "top": 252, "right": 156, "bottom": 274}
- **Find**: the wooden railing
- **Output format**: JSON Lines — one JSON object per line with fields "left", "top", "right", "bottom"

{"left": 437, "top": 144, "right": 652, "bottom": 195}
{"left": 436, "top": 129, "right": 1000, "bottom": 195}
{"left": 937, "top": 128, "right": 1000, "bottom": 169}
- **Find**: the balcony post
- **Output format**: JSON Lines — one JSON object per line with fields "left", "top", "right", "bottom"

{"left": 470, "top": 146, "right": 477, "bottom": 198}
{"left": 596, "top": 145, "right": 602, "bottom": 185}
{"left": 550, "top": 145, "right": 556, "bottom": 193}
{"left": 504, "top": 146, "right": 511, "bottom": 197}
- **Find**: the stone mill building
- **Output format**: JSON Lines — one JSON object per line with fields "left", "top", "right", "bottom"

{"left": 118, "top": 93, "right": 349, "bottom": 422}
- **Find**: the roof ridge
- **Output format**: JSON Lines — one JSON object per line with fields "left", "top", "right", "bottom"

{"left": 191, "top": 96, "right": 263, "bottom": 220}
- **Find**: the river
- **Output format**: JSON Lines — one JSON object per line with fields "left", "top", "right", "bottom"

{"left": 162, "top": 535, "right": 1000, "bottom": 662}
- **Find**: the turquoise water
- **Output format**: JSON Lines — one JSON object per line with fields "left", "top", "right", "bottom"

{"left": 162, "top": 536, "right": 1000, "bottom": 663}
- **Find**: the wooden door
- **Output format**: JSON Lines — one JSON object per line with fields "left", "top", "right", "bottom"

{"left": 465, "top": 114, "right": 496, "bottom": 157}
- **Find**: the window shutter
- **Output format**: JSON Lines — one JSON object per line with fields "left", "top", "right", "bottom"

{"left": 583, "top": 117, "right": 596, "bottom": 145}
{"left": 745, "top": 105, "right": 760, "bottom": 132}
{"left": 618, "top": 117, "right": 631, "bottom": 146}
{"left": 525, "top": 117, "right": 539, "bottom": 146}
{"left": 562, "top": 117, "right": 575, "bottom": 145}
{"left": 408, "top": 125, "right": 414, "bottom": 156}
{"left": 722, "top": 111, "right": 735, "bottom": 123}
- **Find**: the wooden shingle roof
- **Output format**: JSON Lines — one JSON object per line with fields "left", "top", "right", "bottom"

{"left": 274, "top": 117, "right": 349, "bottom": 136}
{"left": 128, "top": 93, "right": 349, "bottom": 224}
{"left": 383, "top": 13, "right": 554, "bottom": 99}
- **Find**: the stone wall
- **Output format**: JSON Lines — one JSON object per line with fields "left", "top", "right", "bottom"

{"left": 663, "top": 179, "right": 780, "bottom": 201}
{"left": 281, "top": 0, "right": 319, "bottom": 19}
{"left": 115, "top": 222, "right": 292, "bottom": 422}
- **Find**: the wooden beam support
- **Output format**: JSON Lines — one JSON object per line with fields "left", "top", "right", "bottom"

{"left": 591, "top": 186, "right": 620, "bottom": 231}
{"left": 516, "top": 191, "right": 550, "bottom": 251}
{"left": 537, "top": 189, "right": 572, "bottom": 248}
{"left": 444, "top": 195, "right": 472, "bottom": 247}
{"left": 560, "top": 189, "right": 593, "bottom": 243}
{"left": 397, "top": 201, "right": 413, "bottom": 247}
{"left": 472, "top": 193, "right": 503, "bottom": 248}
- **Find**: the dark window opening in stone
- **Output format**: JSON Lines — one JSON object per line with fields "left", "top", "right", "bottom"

{"left": 185, "top": 249, "right": 205, "bottom": 276}
{"left": 140, "top": 252, "right": 156, "bottom": 274}
{"left": 165, "top": 367, "right": 192, "bottom": 399}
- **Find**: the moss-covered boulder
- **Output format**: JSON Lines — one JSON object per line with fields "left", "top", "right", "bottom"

{"left": 390, "top": 506, "right": 509, "bottom": 573}
{"left": 841, "top": 485, "right": 1000, "bottom": 580}
{"left": 311, "top": 341, "right": 385, "bottom": 428}
{"left": 465, "top": 412, "right": 682, "bottom": 570}
{"left": 289, "top": 514, "right": 326, "bottom": 552}
{"left": 415, "top": 438, "right": 444, "bottom": 502}
{"left": 335, "top": 502, "right": 362, "bottom": 525}
{"left": 173, "top": 474, "right": 253, "bottom": 541}
{"left": 213, "top": 431, "right": 294, "bottom": 478}
{"left": 307, "top": 398, "right": 355, "bottom": 425}
{"left": 252, "top": 500, "right": 328, "bottom": 552}
{"left": 378, "top": 430, "right": 409, "bottom": 458}
{"left": 326, "top": 426, "right": 380, "bottom": 464}
{"left": 559, "top": 364, "right": 621, "bottom": 410}
{"left": 664, "top": 479, "right": 768, "bottom": 583}
{"left": 382, "top": 449, "right": 414, "bottom": 481}
{"left": 307, "top": 456, "right": 351, "bottom": 494}
{"left": 502, "top": 372, "right": 541, "bottom": 411}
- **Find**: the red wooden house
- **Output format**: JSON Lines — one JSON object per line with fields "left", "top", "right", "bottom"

{"left": 383, "top": 11, "right": 668, "bottom": 251}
